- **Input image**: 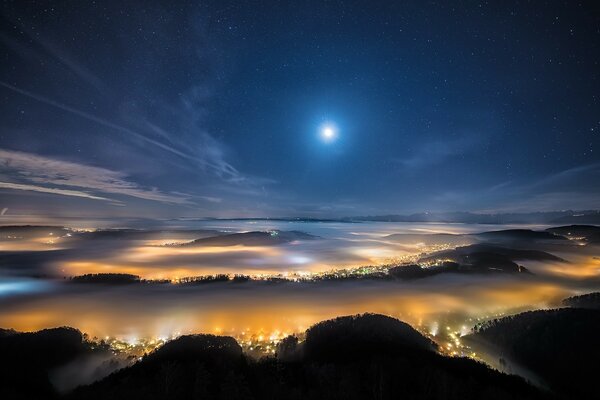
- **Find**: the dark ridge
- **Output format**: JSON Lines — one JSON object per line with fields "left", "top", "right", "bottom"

{"left": 301, "top": 313, "right": 438, "bottom": 361}
{"left": 546, "top": 225, "right": 600, "bottom": 244}
{"left": 177, "top": 230, "right": 318, "bottom": 247}
{"left": 388, "top": 262, "right": 460, "bottom": 280}
{"left": 74, "top": 229, "right": 223, "bottom": 241}
{"left": 177, "top": 274, "right": 230, "bottom": 284}
{"left": 421, "top": 243, "right": 563, "bottom": 265}
{"left": 474, "top": 229, "right": 566, "bottom": 242}
{"left": 546, "top": 224, "right": 600, "bottom": 236}
{"left": 467, "top": 308, "right": 600, "bottom": 398}
{"left": 562, "top": 292, "right": 600, "bottom": 309}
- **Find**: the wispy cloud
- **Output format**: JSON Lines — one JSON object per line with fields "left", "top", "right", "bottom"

{"left": 0, "top": 17, "right": 249, "bottom": 186}
{"left": 0, "top": 148, "right": 193, "bottom": 205}
{"left": 0, "top": 80, "right": 262, "bottom": 187}
{"left": 0, "top": 81, "right": 197, "bottom": 164}
{"left": 0, "top": 182, "right": 113, "bottom": 202}
{"left": 0, "top": 7, "right": 275, "bottom": 210}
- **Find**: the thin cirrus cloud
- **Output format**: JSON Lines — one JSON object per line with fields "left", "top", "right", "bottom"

{"left": 0, "top": 12, "right": 260, "bottom": 187}
{"left": 0, "top": 182, "right": 113, "bottom": 202}
{"left": 0, "top": 148, "right": 193, "bottom": 205}
{"left": 0, "top": 81, "right": 247, "bottom": 184}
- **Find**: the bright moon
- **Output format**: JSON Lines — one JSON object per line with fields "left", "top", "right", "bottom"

{"left": 320, "top": 124, "right": 337, "bottom": 142}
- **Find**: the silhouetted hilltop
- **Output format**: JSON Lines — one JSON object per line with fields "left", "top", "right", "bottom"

{"left": 147, "top": 334, "right": 242, "bottom": 363}
{"left": 0, "top": 327, "right": 91, "bottom": 400}
{"left": 467, "top": 308, "right": 600, "bottom": 399}
{"left": 68, "top": 335, "right": 247, "bottom": 400}
{"left": 562, "top": 292, "right": 600, "bottom": 309}
{"left": 301, "top": 313, "right": 437, "bottom": 361}
{"left": 177, "top": 230, "right": 318, "bottom": 247}
{"left": 388, "top": 262, "right": 461, "bottom": 280}
{"left": 0, "top": 327, "right": 87, "bottom": 367}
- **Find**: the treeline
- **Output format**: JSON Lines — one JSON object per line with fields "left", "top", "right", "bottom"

{"left": 177, "top": 274, "right": 250, "bottom": 284}
{"left": 68, "top": 273, "right": 170, "bottom": 284}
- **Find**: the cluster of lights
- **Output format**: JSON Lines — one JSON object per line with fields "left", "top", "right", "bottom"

{"left": 234, "top": 329, "right": 301, "bottom": 356}
{"left": 91, "top": 329, "right": 302, "bottom": 359}
{"left": 90, "top": 333, "right": 182, "bottom": 357}
{"left": 88, "top": 309, "right": 520, "bottom": 362}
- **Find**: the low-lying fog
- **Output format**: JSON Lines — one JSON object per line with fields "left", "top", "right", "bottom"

{"left": 1, "top": 220, "right": 598, "bottom": 341}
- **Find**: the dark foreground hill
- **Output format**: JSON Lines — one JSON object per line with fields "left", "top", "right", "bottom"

{"left": 466, "top": 308, "right": 600, "bottom": 399}
{"left": 0, "top": 327, "right": 92, "bottom": 400}
{"left": 64, "top": 314, "right": 543, "bottom": 400}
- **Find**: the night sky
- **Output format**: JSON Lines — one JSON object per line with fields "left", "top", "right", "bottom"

{"left": 0, "top": 1, "right": 598, "bottom": 219}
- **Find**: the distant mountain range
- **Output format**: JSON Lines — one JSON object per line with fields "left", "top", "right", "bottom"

{"left": 195, "top": 210, "right": 600, "bottom": 225}
{"left": 345, "top": 210, "right": 600, "bottom": 224}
